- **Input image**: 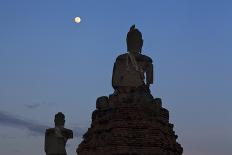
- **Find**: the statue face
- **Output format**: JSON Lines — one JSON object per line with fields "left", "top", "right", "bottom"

{"left": 128, "top": 38, "right": 143, "bottom": 54}
{"left": 55, "top": 118, "right": 65, "bottom": 127}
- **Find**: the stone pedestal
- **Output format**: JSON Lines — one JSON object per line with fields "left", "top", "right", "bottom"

{"left": 77, "top": 92, "right": 183, "bottom": 155}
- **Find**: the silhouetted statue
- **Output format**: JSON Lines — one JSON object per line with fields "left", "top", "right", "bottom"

{"left": 45, "top": 112, "right": 73, "bottom": 155}
{"left": 77, "top": 25, "right": 183, "bottom": 155}
{"left": 112, "top": 25, "right": 153, "bottom": 95}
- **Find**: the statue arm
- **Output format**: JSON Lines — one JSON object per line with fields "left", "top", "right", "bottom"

{"left": 65, "top": 129, "right": 73, "bottom": 139}
{"left": 112, "top": 62, "right": 117, "bottom": 89}
{"left": 44, "top": 131, "right": 48, "bottom": 153}
{"left": 146, "top": 62, "right": 153, "bottom": 85}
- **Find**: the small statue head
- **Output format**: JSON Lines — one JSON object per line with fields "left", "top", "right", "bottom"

{"left": 126, "top": 25, "right": 143, "bottom": 54}
{"left": 54, "top": 112, "right": 65, "bottom": 127}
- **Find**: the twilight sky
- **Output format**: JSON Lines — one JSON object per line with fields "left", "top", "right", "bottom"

{"left": 0, "top": 0, "right": 232, "bottom": 155}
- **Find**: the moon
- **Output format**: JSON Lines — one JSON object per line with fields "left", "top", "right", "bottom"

{"left": 74, "top": 17, "right": 81, "bottom": 23}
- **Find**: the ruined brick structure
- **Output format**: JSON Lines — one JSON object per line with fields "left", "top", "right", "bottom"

{"left": 77, "top": 94, "right": 183, "bottom": 155}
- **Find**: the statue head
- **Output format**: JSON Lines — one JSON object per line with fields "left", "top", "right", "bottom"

{"left": 54, "top": 112, "right": 65, "bottom": 127}
{"left": 126, "top": 25, "right": 143, "bottom": 54}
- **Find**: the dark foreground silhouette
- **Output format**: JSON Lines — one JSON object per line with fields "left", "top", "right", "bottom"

{"left": 45, "top": 112, "right": 73, "bottom": 155}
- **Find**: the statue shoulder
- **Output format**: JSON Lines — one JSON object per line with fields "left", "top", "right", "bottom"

{"left": 62, "top": 128, "right": 73, "bottom": 138}
{"left": 115, "top": 53, "right": 128, "bottom": 62}
{"left": 114, "top": 53, "right": 153, "bottom": 63}
{"left": 62, "top": 128, "right": 73, "bottom": 133}
{"left": 139, "top": 54, "right": 153, "bottom": 63}
{"left": 45, "top": 128, "right": 55, "bottom": 135}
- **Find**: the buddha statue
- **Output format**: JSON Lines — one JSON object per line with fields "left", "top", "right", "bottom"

{"left": 112, "top": 25, "right": 153, "bottom": 95}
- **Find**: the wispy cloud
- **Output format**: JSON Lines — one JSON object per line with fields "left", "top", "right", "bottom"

{"left": 0, "top": 111, "right": 48, "bottom": 135}
{"left": 72, "top": 126, "right": 87, "bottom": 138}
{"left": 24, "top": 103, "right": 41, "bottom": 109}
{"left": 0, "top": 111, "right": 87, "bottom": 137}
{"left": 24, "top": 101, "right": 56, "bottom": 109}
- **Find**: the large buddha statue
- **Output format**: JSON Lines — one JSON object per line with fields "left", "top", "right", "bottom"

{"left": 112, "top": 25, "right": 153, "bottom": 95}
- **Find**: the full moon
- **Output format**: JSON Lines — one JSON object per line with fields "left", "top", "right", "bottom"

{"left": 74, "top": 17, "right": 81, "bottom": 23}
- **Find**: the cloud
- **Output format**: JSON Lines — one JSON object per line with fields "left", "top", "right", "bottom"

{"left": 72, "top": 126, "right": 87, "bottom": 138}
{"left": 24, "top": 101, "right": 56, "bottom": 109}
{"left": 0, "top": 111, "right": 87, "bottom": 138}
{"left": 0, "top": 135, "right": 17, "bottom": 139}
{"left": 24, "top": 103, "right": 41, "bottom": 109}
{"left": 0, "top": 111, "right": 48, "bottom": 135}
{"left": 24, "top": 101, "right": 59, "bottom": 110}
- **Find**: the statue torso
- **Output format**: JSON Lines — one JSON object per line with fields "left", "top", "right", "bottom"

{"left": 112, "top": 53, "right": 153, "bottom": 88}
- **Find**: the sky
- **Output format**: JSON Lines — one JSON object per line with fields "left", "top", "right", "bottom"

{"left": 0, "top": 0, "right": 232, "bottom": 155}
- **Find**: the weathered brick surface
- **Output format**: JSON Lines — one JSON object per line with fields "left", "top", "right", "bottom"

{"left": 77, "top": 94, "right": 183, "bottom": 155}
